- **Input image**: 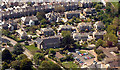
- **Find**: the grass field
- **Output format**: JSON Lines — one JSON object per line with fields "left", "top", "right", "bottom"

{"left": 111, "top": 2, "right": 119, "bottom": 9}
{"left": 62, "top": 61, "right": 79, "bottom": 68}
{"left": 25, "top": 44, "right": 39, "bottom": 54}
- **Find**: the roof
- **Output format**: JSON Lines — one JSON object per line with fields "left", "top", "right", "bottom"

{"left": 55, "top": 52, "right": 64, "bottom": 59}
{"left": 22, "top": 16, "right": 38, "bottom": 22}
{"left": 41, "top": 28, "right": 54, "bottom": 32}
{"left": 78, "top": 22, "right": 92, "bottom": 26}
{"left": 35, "top": 36, "right": 60, "bottom": 45}
{"left": 94, "top": 21, "right": 104, "bottom": 26}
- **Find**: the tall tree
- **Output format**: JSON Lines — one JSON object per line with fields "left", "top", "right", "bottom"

{"left": 13, "top": 43, "right": 24, "bottom": 55}
{"left": 20, "top": 58, "right": 33, "bottom": 70}
{"left": 2, "top": 49, "right": 12, "bottom": 62}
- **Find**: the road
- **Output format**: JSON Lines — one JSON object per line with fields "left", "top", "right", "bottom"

{"left": 2, "top": 36, "right": 17, "bottom": 46}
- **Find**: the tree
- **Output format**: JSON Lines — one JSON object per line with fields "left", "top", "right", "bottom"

{"left": 20, "top": 58, "right": 33, "bottom": 70}
{"left": 49, "top": 49, "right": 56, "bottom": 55}
{"left": 33, "top": 53, "right": 44, "bottom": 65}
{"left": 95, "top": 39, "right": 103, "bottom": 47}
{"left": 39, "top": 61, "right": 61, "bottom": 70}
{"left": 40, "top": 19, "right": 47, "bottom": 25}
{"left": 61, "top": 34, "right": 74, "bottom": 49}
{"left": 104, "top": 33, "right": 118, "bottom": 46}
{"left": 112, "top": 17, "right": 120, "bottom": 26}
{"left": 36, "top": 12, "right": 45, "bottom": 21}
{"left": 10, "top": 60, "right": 21, "bottom": 70}
{"left": 13, "top": 43, "right": 24, "bottom": 55}
{"left": 2, "top": 49, "right": 12, "bottom": 62}
{"left": 61, "top": 31, "right": 71, "bottom": 37}
{"left": 16, "top": 54, "right": 27, "bottom": 60}
{"left": 2, "top": 62, "right": 9, "bottom": 70}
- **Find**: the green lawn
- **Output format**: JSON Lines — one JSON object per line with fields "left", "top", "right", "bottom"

{"left": 62, "top": 61, "right": 79, "bottom": 68}
{"left": 111, "top": 2, "right": 119, "bottom": 10}
{"left": 25, "top": 44, "right": 39, "bottom": 54}
{"left": 79, "top": 51, "right": 87, "bottom": 54}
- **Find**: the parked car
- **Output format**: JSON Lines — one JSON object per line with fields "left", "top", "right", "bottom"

{"left": 84, "top": 57, "right": 87, "bottom": 60}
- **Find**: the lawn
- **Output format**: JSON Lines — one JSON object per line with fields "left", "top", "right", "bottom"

{"left": 62, "top": 61, "right": 79, "bottom": 68}
{"left": 79, "top": 51, "right": 87, "bottom": 54}
{"left": 111, "top": 2, "right": 119, "bottom": 10}
{"left": 25, "top": 44, "right": 39, "bottom": 54}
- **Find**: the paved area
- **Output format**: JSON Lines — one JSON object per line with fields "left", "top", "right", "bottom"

{"left": 2, "top": 36, "right": 17, "bottom": 46}
{"left": 72, "top": 52, "right": 94, "bottom": 66}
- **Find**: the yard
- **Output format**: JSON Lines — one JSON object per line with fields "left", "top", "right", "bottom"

{"left": 62, "top": 61, "right": 79, "bottom": 68}
{"left": 25, "top": 44, "right": 40, "bottom": 54}
{"left": 111, "top": 2, "right": 119, "bottom": 9}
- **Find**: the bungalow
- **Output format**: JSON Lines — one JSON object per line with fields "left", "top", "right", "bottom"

{"left": 35, "top": 36, "right": 61, "bottom": 49}
{"left": 77, "top": 22, "right": 92, "bottom": 31}
{"left": 21, "top": 16, "right": 38, "bottom": 26}
{"left": 83, "top": 8, "right": 96, "bottom": 17}
{"left": 94, "top": 21, "right": 104, "bottom": 30}
{"left": 45, "top": 11, "right": 61, "bottom": 22}
{"left": 93, "top": 31, "right": 106, "bottom": 40}
{"left": 1, "top": 20, "right": 17, "bottom": 31}
{"left": 16, "top": 28, "right": 28, "bottom": 39}
{"left": 64, "top": 11, "right": 81, "bottom": 19}
{"left": 58, "top": 25, "right": 76, "bottom": 33}
{"left": 40, "top": 28, "right": 55, "bottom": 37}
{"left": 55, "top": 52, "right": 65, "bottom": 59}
{"left": 73, "top": 33, "right": 91, "bottom": 41}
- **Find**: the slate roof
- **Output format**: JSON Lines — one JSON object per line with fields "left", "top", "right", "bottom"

{"left": 35, "top": 36, "right": 60, "bottom": 45}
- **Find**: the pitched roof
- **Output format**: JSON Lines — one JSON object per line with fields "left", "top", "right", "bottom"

{"left": 55, "top": 52, "right": 64, "bottom": 59}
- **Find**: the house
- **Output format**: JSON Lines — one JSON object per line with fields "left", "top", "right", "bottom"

{"left": 83, "top": 8, "right": 96, "bottom": 17}
{"left": 58, "top": 25, "right": 76, "bottom": 33}
{"left": 77, "top": 22, "right": 92, "bottom": 31}
{"left": 55, "top": 52, "right": 65, "bottom": 59}
{"left": 73, "top": 33, "right": 91, "bottom": 41}
{"left": 1, "top": 20, "right": 17, "bottom": 31}
{"left": 40, "top": 28, "right": 55, "bottom": 37}
{"left": 64, "top": 11, "right": 81, "bottom": 19}
{"left": 35, "top": 36, "right": 61, "bottom": 49}
{"left": 16, "top": 28, "right": 28, "bottom": 39}
{"left": 94, "top": 21, "right": 104, "bottom": 30}
{"left": 117, "top": 31, "right": 120, "bottom": 39}
{"left": 45, "top": 11, "right": 61, "bottom": 22}
{"left": 93, "top": 31, "right": 106, "bottom": 40}
{"left": 21, "top": 15, "right": 38, "bottom": 26}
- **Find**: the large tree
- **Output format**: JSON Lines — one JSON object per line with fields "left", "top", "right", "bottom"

{"left": 39, "top": 61, "right": 61, "bottom": 70}
{"left": 20, "top": 58, "right": 33, "bottom": 70}
{"left": 33, "top": 53, "right": 44, "bottom": 65}
{"left": 10, "top": 60, "right": 21, "bottom": 70}
{"left": 13, "top": 43, "right": 24, "bottom": 55}
{"left": 2, "top": 49, "right": 12, "bottom": 62}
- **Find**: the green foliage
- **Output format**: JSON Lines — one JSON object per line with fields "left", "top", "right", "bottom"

{"left": 10, "top": 60, "right": 21, "bottom": 70}
{"left": 13, "top": 43, "right": 24, "bottom": 55}
{"left": 61, "top": 31, "right": 71, "bottom": 37}
{"left": 49, "top": 49, "right": 56, "bottom": 55}
{"left": 33, "top": 53, "right": 44, "bottom": 65}
{"left": 39, "top": 61, "right": 62, "bottom": 70}
{"left": 2, "top": 49, "right": 12, "bottom": 62}
{"left": 16, "top": 54, "right": 27, "bottom": 60}
{"left": 20, "top": 58, "right": 33, "bottom": 70}
{"left": 95, "top": 39, "right": 103, "bottom": 47}
{"left": 40, "top": 19, "right": 47, "bottom": 25}
{"left": 2, "top": 62, "right": 9, "bottom": 70}
{"left": 36, "top": 12, "right": 45, "bottom": 21}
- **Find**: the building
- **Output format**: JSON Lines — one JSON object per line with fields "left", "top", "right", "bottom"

{"left": 21, "top": 16, "right": 38, "bottom": 26}
{"left": 16, "top": 28, "right": 28, "bottom": 39}
{"left": 77, "top": 22, "right": 92, "bottom": 31}
{"left": 40, "top": 28, "right": 55, "bottom": 37}
{"left": 45, "top": 11, "right": 61, "bottom": 22}
{"left": 73, "top": 32, "right": 91, "bottom": 41}
{"left": 94, "top": 21, "right": 104, "bottom": 30}
{"left": 64, "top": 11, "right": 81, "bottom": 19}
{"left": 58, "top": 25, "right": 76, "bottom": 32}
{"left": 35, "top": 36, "right": 61, "bottom": 49}
{"left": 83, "top": 8, "right": 96, "bottom": 17}
{"left": 93, "top": 31, "right": 106, "bottom": 40}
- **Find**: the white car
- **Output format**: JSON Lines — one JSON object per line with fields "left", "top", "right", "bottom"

{"left": 79, "top": 54, "right": 82, "bottom": 57}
